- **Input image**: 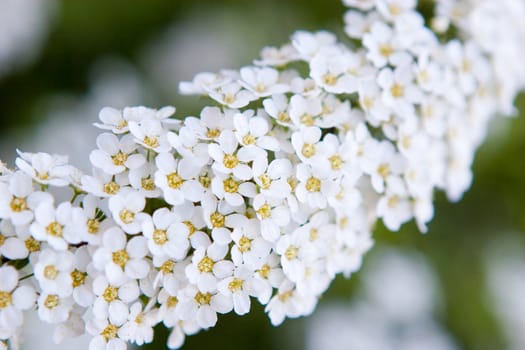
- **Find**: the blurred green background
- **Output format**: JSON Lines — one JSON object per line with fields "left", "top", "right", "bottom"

{"left": 1, "top": 1, "right": 524, "bottom": 349}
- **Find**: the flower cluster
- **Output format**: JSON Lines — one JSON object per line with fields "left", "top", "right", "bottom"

{"left": 1, "top": 0, "right": 525, "bottom": 349}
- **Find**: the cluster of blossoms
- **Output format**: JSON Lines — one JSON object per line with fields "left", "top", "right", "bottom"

{"left": 1, "top": 0, "right": 525, "bottom": 349}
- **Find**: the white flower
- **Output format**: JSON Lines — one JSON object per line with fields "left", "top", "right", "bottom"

{"left": 70, "top": 195, "right": 111, "bottom": 245}
{"left": 37, "top": 293, "right": 73, "bottom": 324}
{"left": 94, "top": 107, "right": 131, "bottom": 134}
{"left": 86, "top": 317, "right": 126, "bottom": 350}
{"left": 128, "top": 119, "right": 171, "bottom": 153}
{"left": 118, "top": 302, "right": 156, "bottom": 345}
{"left": 142, "top": 208, "right": 190, "bottom": 261}
{"left": 291, "top": 31, "right": 337, "bottom": 60}
{"left": 92, "top": 275, "right": 140, "bottom": 326}
{"left": 177, "top": 285, "right": 232, "bottom": 329}
{"left": 92, "top": 226, "right": 150, "bottom": 283}
{"left": 295, "top": 164, "right": 337, "bottom": 209}
{"left": 185, "top": 245, "right": 234, "bottom": 293}
{"left": 108, "top": 190, "right": 148, "bottom": 234}
{"left": 34, "top": 248, "right": 74, "bottom": 297}
{"left": 376, "top": 0, "right": 417, "bottom": 21}
{"left": 15, "top": 151, "right": 73, "bottom": 186}
{"left": 255, "top": 44, "right": 300, "bottom": 67}
{"left": 291, "top": 126, "right": 323, "bottom": 164}
{"left": 233, "top": 110, "right": 279, "bottom": 151}
{"left": 208, "top": 82, "right": 256, "bottom": 109}
{"left": 230, "top": 217, "right": 272, "bottom": 269}
{"left": 253, "top": 195, "right": 290, "bottom": 243}
{"left": 263, "top": 94, "right": 294, "bottom": 127}
{"left": 265, "top": 281, "right": 316, "bottom": 326}
{"left": 30, "top": 201, "right": 75, "bottom": 250}
{"left": 252, "top": 158, "right": 292, "bottom": 199}
{"left": 289, "top": 95, "right": 323, "bottom": 127}
{"left": 377, "top": 176, "right": 413, "bottom": 231}
{"left": 211, "top": 171, "right": 256, "bottom": 207}
{"left": 0, "top": 266, "right": 36, "bottom": 339}
{"left": 208, "top": 130, "right": 265, "bottom": 181}
{"left": 182, "top": 106, "right": 234, "bottom": 141}
{"left": 81, "top": 168, "right": 129, "bottom": 198}
{"left": 89, "top": 133, "right": 146, "bottom": 175}
{"left": 310, "top": 47, "right": 363, "bottom": 94}
{"left": 377, "top": 65, "right": 423, "bottom": 117}
{"left": 0, "top": 171, "right": 34, "bottom": 226}
{"left": 217, "top": 266, "right": 266, "bottom": 315}
{"left": 154, "top": 152, "right": 203, "bottom": 205}
{"left": 362, "top": 21, "right": 410, "bottom": 68}
{"left": 239, "top": 67, "right": 289, "bottom": 97}
{"left": 0, "top": 220, "right": 28, "bottom": 260}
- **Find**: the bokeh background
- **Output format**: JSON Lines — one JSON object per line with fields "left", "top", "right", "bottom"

{"left": 1, "top": 0, "right": 524, "bottom": 349}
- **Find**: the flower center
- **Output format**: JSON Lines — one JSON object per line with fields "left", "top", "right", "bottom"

{"left": 112, "top": 249, "right": 129, "bottom": 267}
{"left": 143, "top": 136, "right": 159, "bottom": 148}
{"left": 329, "top": 155, "right": 343, "bottom": 170}
{"left": 258, "top": 264, "right": 270, "bottom": 279}
{"left": 285, "top": 245, "right": 299, "bottom": 260}
{"left": 141, "top": 176, "right": 155, "bottom": 191}
{"left": 153, "top": 229, "right": 168, "bottom": 245}
{"left": 377, "top": 163, "right": 390, "bottom": 178}
{"left": 43, "top": 265, "right": 58, "bottom": 280}
{"left": 256, "top": 204, "right": 272, "bottom": 219}
{"left": 197, "top": 256, "right": 215, "bottom": 273}
{"left": 167, "top": 172, "right": 184, "bottom": 189}
{"left": 195, "top": 291, "right": 212, "bottom": 305}
{"left": 103, "top": 286, "right": 118, "bottom": 302}
{"left": 379, "top": 44, "right": 393, "bottom": 58}
{"left": 223, "top": 154, "right": 239, "bottom": 169}
{"left": 258, "top": 174, "right": 271, "bottom": 190}
{"left": 0, "top": 291, "right": 12, "bottom": 308}
{"left": 87, "top": 218, "right": 100, "bottom": 234}
{"left": 44, "top": 294, "right": 59, "bottom": 309}
{"left": 25, "top": 237, "right": 40, "bottom": 252}
{"left": 323, "top": 73, "right": 338, "bottom": 86}
{"left": 242, "top": 134, "right": 257, "bottom": 145}
{"left": 71, "top": 269, "right": 87, "bottom": 287}
{"left": 112, "top": 151, "right": 128, "bottom": 166}
{"left": 10, "top": 197, "right": 27, "bottom": 212}
{"left": 305, "top": 177, "right": 321, "bottom": 192}
{"left": 210, "top": 212, "right": 225, "bottom": 228}
{"left": 228, "top": 278, "right": 243, "bottom": 292}
{"left": 104, "top": 181, "right": 120, "bottom": 195}
{"left": 167, "top": 296, "right": 179, "bottom": 308}
{"left": 160, "top": 260, "right": 175, "bottom": 274}
{"left": 301, "top": 143, "right": 316, "bottom": 158}
{"left": 223, "top": 177, "right": 239, "bottom": 193}
{"left": 101, "top": 324, "right": 118, "bottom": 341}
{"left": 390, "top": 83, "right": 404, "bottom": 98}
{"left": 119, "top": 209, "right": 135, "bottom": 224}
{"left": 206, "top": 128, "right": 221, "bottom": 139}
{"left": 238, "top": 236, "right": 252, "bottom": 253}
{"left": 46, "top": 221, "right": 63, "bottom": 237}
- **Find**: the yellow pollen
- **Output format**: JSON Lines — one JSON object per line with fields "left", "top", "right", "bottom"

{"left": 141, "top": 177, "right": 155, "bottom": 191}
{"left": 255, "top": 83, "right": 267, "bottom": 93}
{"left": 278, "top": 111, "right": 291, "bottom": 123}
{"left": 339, "top": 216, "right": 349, "bottom": 229}
{"left": 160, "top": 260, "right": 175, "bottom": 274}
{"left": 388, "top": 195, "right": 400, "bottom": 208}
{"left": 119, "top": 209, "right": 135, "bottom": 224}
{"left": 259, "top": 174, "right": 271, "bottom": 190}
{"left": 46, "top": 221, "right": 63, "bottom": 237}
{"left": 309, "top": 228, "right": 319, "bottom": 241}
{"left": 197, "top": 256, "right": 215, "bottom": 273}
{"left": 153, "top": 229, "right": 168, "bottom": 245}
{"left": 278, "top": 290, "right": 293, "bottom": 302}
{"left": 43, "top": 265, "right": 58, "bottom": 280}
{"left": 305, "top": 177, "right": 321, "bottom": 192}
{"left": 10, "top": 197, "right": 27, "bottom": 212}
{"left": 223, "top": 154, "right": 239, "bottom": 169}
{"left": 242, "top": 134, "right": 257, "bottom": 145}
{"left": 206, "top": 128, "right": 221, "bottom": 139}
{"left": 101, "top": 324, "right": 118, "bottom": 341}
{"left": 401, "top": 136, "right": 411, "bottom": 149}
{"left": 228, "top": 278, "right": 243, "bottom": 292}
{"left": 301, "top": 144, "right": 316, "bottom": 158}
{"left": 44, "top": 294, "right": 59, "bottom": 309}
{"left": 223, "top": 177, "right": 239, "bottom": 193}
{"left": 238, "top": 236, "right": 252, "bottom": 253}
{"left": 390, "top": 83, "right": 404, "bottom": 98}
{"left": 112, "top": 249, "right": 129, "bottom": 267}
{"left": 37, "top": 171, "right": 50, "bottom": 180}
{"left": 285, "top": 245, "right": 299, "bottom": 260}
{"left": 379, "top": 44, "right": 394, "bottom": 57}
{"left": 462, "top": 59, "right": 472, "bottom": 72}
{"left": 104, "top": 181, "right": 120, "bottom": 195}
{"left": 256, "top": 204, "right": 272, "bottom": 219}
{"left": 224, "top": 94, "right": 235, "bottom": 105}
{"left": 258, "top": 264, "right": 270, "bottom": 279}
{"left": 389, "top": 4, "right": 401, "bottom": 15}
{"left": 183, "top": 221, "right": 196, "bottom": 236}
{"left": 0, "top": 234, "right": 4, "bottom": 246}
{"left": 300, "top": 114, "right": 315, "bottom": 126}
{"left": 87, "top": 218, "right": 100, "bottom": 234}
{"left": 167, "top": 172, "right": 184, "bottom": 189}
{"left": 199, "top": 175, "right": 211, "bottom": 188}
{"left": 195, "top": 291, "right": 211, "bottom": 305}
{"left": 329, "top": 155, "right": 343, "bottom": 170}
{"left": 116, "top": 119, "right": 128, "bottom": 130}
{"left": 377, "top": 163, "right": 390, "bottom": 178}
{"left": 71, "top": 269, "right": 87, "bottom": 287}
{"left": 323, "top": 73, "right": 338, "bottom": 86}
{"left": 288, "top": 178, "right": 297, "bottom": 191}
{"left": 0, "top": 291, "right": 12, "bottom": 308}
{"left": 210, "top": 212, "right": 225, "bottom": 228}
{"left": 112, "top": 151, "right": 128, "bottom": 166}
{"left": 103, "top": 286, "right": 118, "bottom": 302}
{"left": 25, "top": 237, "right": 40, "bottom": 252}
{"left": 167, "top": 296, "right": 178, "bottom": 308}
{"left": 143, "top": 136, "right": 159, "bottom": 148}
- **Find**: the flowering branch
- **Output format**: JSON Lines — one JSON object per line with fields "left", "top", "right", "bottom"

{"left": 0, "top": 0, "right": 524, "bottom": 349}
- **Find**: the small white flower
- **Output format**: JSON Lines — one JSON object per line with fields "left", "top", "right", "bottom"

{"left": 89, "top": 133, "right": 146, "bottom": 175}
{"left": 295, "top": 164, "right": 338, "bottom": 209}
{"left": 177, "top": 285, "right": 232, "bottom": 329}
{"left": 208, "top": 82, "right": 256, "bottom": 109}
{"left": 217, "top": 266, "right": 266, "bottom": 315}
{"left": 16, "top": 151, "right": 73, "bottom": 187}
{"left": 37, "top": 293, "right": 73, "bottom": 324}
{"left": 92, "top": 275, "right": 139, "bottom": 326}
{"left": 30, "top": 201, "right": 75, "bottom": 250}
{"left": 108, "top": 190, "right": 148, "bottom": 234}
{"left": 34, "top": 248, "right": 74, "bottom": 297}
{"left": 128, "top": 119, "right": 171, "bottom": 153}
{"left": 0, "top": 171, "right": 34, "bottom": 226}
{"left": 86, "top": 317, "right": 126, "bottom": 350}
{"left": 185, "top": 245, "right": 234, "bottom": 293}
{"left": 118, "top": 302, "right": 156, "bottom": 346}
{"left": 233, "top": 110, "right": 279, "bottom": 151}
{"left": 377, "top": 176, "right": 413, "bottom": 231}
{"left": 239, "top": 66, "right": 289, "bottom": 97}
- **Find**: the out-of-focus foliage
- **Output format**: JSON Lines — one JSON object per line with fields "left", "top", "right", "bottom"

{"left": 0, "top": 1, "right": 524, "bottom": 349}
